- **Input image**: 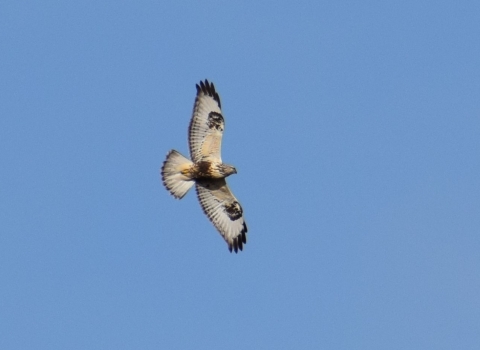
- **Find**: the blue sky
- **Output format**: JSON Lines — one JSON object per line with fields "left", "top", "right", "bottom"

{"left": 1, "top": 1, "right": 479, "bottom": 349}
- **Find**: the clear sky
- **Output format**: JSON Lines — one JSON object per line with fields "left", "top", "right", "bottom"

{"left": 1, "top": 1, "right": 479, "bottom": 349}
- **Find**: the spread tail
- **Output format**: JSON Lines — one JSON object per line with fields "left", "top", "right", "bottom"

{"left": 161, "top": 150, "right": 195, "bottom": 199}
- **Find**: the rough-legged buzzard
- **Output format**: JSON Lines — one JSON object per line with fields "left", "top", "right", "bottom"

{"left": 161, "top": 80, "right": 247, "bottom": 253}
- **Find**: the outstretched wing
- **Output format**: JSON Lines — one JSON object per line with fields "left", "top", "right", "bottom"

{"left": 188, "top": 80, "right": 225, "bottom": 163}
{"left": 196, "top": 179, "right": 247, "bottom": 253}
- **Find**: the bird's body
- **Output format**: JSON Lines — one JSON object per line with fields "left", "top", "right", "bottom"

{"left": 184, "top": 160, "right": 237, "bottom": 180}
{"left": 161, "top": 80, "right": 247, "bottom": 253}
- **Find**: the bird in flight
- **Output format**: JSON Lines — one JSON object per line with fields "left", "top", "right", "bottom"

{"left": 161, "top": 80, "right": 247, "bottom": 253}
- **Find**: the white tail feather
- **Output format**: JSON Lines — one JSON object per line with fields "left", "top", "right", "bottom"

{"left": 161, "top": 150, "right": 195, "bottom": 199}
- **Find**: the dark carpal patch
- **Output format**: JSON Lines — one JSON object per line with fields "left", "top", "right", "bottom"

{"left": 224, "top": 201, "right": 243, "bottom": 221}
{"left": 207, "top": 112, "right": 224, "bottom": 131}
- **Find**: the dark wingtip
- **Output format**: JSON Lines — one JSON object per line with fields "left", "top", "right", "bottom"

{"left": 227, "top": 221, "right": 248, "bottom": 253}
{"left": 196, "top": 79, "right": 221, "bottom": 109}
{"left": 233, "top": 238, "right": 239, "bottom": 253}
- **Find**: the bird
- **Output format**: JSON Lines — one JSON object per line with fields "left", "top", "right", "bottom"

{"left": 161, "top": 80, "right": 247, "bottom": 253}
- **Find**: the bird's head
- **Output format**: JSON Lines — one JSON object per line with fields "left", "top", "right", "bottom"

{"left": 222, "top": 164, "right": 237, "bottom": 177}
